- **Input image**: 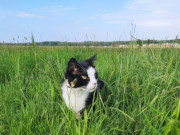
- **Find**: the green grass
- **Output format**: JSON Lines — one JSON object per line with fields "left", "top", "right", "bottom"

{"left": 0, "top": 45, "right": 179, "bottom": 135}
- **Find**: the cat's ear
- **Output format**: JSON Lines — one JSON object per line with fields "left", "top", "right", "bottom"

{"left": 86, "top": 54, "right": 96, "bottom": 65}
{"left": 67, "top": 58, "right": 80, "bottom": 74}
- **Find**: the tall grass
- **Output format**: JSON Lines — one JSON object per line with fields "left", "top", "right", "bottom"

{"left": 0, "top": 45, "right": 179, "bottom": 134}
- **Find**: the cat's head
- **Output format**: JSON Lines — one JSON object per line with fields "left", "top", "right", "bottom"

{"left": 65, "top": 55, "right": 98, "bottom": 92}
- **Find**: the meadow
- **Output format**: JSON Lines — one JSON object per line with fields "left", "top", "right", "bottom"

{"left": 0, "top": 44, "right": 179, "bottom": 135}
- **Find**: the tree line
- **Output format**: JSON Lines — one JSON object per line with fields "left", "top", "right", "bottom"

{"left": 0, "top": 39, "right": 180, "bottom": 46}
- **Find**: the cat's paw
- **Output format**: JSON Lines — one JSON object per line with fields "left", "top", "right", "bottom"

{"left": 76, "top": 112, "right": 81, "bottom": 120}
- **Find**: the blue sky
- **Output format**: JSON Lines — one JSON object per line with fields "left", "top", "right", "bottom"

{"left": 0, "top": 0, "right": 180, "bottom": 42}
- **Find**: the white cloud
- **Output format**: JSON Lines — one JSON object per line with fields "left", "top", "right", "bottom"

{"left": 59, "top": 8, "right": 75, "bottom": 11}
{"left": 75, "top": 18, "right": 84, "bottom": 23}
{"left": 18, "top": 12, "right": 44, "bottom": 18}
{"left": 92, "top": 0, "right": 180, "bottom": 39}
{"left": 34, "top": 6, "right": 75, "bottom": 16}
{"left": 83, "top": 26, "right": 92, "bottom": 30}
{"left": 0, "top": 10, "right": 44, "bottom": 18}
{"left": 107, "top": 20, "right": 127, "bottom": 24}
{"left": 53, "top": 12, "right": 66, "bottom": 16}
{"left": 140, "top": 20, "right": 170, "bottom": 27}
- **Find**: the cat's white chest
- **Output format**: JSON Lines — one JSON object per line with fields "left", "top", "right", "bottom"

{"left": 61, "top": 81, "right": 89, "bottom": 113}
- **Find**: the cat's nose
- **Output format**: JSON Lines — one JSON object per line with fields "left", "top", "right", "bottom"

{"left": 93, "top": 83, "right": 96, "bottom": 87}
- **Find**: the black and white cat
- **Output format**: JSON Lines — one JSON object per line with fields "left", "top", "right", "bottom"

{"left": 61, "top": 55, "right": 104, "bottom": 117}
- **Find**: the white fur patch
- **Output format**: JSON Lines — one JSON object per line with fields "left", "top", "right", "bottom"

{"left": 61, "top": 80, "right": 90, "bottom": 113}
{"left": 86, "top": 67, "right": 97, "bottom": 92}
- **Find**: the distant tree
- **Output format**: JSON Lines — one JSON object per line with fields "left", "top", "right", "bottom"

{"left": 175, "top": 35, "right": 180, "bottom": 44}
{"left": 137, "top": 39, "right": 143, "bottom": 47}
{"left": 58, "top": 42, "right": 62, "bottom": 46}
{"left": 147, "top": 39, "right": 151, "bottom": 45}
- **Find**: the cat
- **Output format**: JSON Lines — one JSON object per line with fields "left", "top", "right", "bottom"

{"left": 61, "top": 55, "right": 104, "bottom": 118}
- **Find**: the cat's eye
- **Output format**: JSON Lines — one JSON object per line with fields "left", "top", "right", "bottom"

{"left": 81, "top": 76, "right": 87, "bottom": 80}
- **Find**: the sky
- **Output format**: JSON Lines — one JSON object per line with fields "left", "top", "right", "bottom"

{"left": 0, "top": 0, "right": 180, "bottom": 42}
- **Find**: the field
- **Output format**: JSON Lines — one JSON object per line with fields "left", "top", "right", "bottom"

{"left": 0, "top": 45, "right": 180, "bottom": 135}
